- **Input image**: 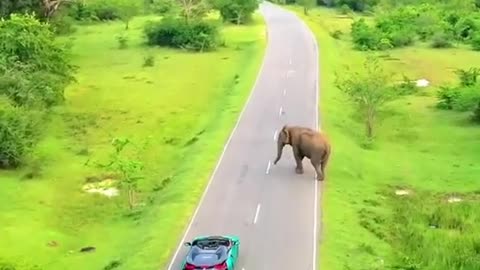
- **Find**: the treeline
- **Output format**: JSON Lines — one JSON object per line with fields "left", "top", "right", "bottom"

{"left": 0, "top": 0, "right": 259, "bottom": 170}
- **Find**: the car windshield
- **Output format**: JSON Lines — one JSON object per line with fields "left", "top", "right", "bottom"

{"left": 193, "top": 237, "right": 230, "bottom": 249}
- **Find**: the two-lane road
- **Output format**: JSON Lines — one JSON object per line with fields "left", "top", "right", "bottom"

{"left": 166, "top": 2, "right": 321, "bottom": 270}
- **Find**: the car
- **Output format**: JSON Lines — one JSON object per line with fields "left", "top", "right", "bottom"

{"left": 181, "top": 235, "right": 240, "bottom": 270}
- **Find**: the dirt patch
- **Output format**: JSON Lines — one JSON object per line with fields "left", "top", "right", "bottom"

{"left": 447, "top": 196, "right": 463, "bottom": 203}
{"left": 395, "top": 189, "right": 411, "bottom": 196}
{"left": 82, "top": 178, "right": 119, "bottom": 198}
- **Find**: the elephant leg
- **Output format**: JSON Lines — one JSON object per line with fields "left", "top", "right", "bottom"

{"left": 292, "top": 147, "right": 304, "bottom": 174}
{"left": 311, "top": 159, "right": 324, "bottom": 181}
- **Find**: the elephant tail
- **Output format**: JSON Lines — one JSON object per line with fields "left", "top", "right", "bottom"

{"left": 321, "top": 139, "right": 331, "bottom": 164}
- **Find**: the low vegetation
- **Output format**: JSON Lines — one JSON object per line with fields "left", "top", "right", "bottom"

{"left": 0, "top": 0, "right": 265, "bottom": 269}
{"left": 282, "top": 0, "right": 480, "bottom": 269}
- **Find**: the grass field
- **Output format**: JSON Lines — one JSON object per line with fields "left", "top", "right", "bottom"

{"left": 0, "top": 12, "right": 266, "bottom": 270}
{"left": 289, "top": 6, "right": 480, "bottom": 270}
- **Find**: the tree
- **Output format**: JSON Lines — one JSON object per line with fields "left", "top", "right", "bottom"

{"left": 210, "top": 0, "right": 258, "bottom": 24}
{"left": 115, "top": 0, "right": 141, "bottom": 29}
{"left": 298, "top": 0, "right": 316, "bottom": 15}
{"left": 0, "top": 0, "right": 42, "bottom": 18}
{"left": 335, "top": 55, "right": 398, "bottom": 138}
{"left": 92, "top": 137, "right": 147, "bottom": 211}
{"left": 0, "top": 13, "right": 75, "bottom": 108}
{"left": 177, "top": 0, "right": 210, "bottom": 23}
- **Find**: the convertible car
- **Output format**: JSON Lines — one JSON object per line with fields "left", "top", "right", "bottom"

{"left": 181, "top": 235, "right": 240, "bottom": 270}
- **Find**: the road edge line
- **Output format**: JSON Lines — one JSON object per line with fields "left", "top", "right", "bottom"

{"left": 165, "top": 5, "right": 271, "bottom": 270}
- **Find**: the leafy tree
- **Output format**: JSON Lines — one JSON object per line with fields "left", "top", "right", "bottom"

{"left": 298, "top": 0, "right": 316, "bottom": 15}
{"left": 115, "top": 0, "right": 141, "bottom": 29}
{"left": 0, "top": 13, "right": 75, "bottom": 107}
{"left": 209, "top": 0, "right": 258, "bottom": 24}
{"left": 150, "top": 0, "right": 180, "bottom": 15}
{"left": 92, "top": 137, "right": 147, "bottom": 210}
{"left": 0, "top": 0, "right": 42, "bottom": 18}
{"left": 177, "top": 0, "right": 210, "bottom": 23}
{"left": 335, "top": 56, "right": 398, "bottom": 138}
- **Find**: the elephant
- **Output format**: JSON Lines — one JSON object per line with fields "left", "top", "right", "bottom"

{"left": 273, "top": 125, "right": 331, "bottom": 181}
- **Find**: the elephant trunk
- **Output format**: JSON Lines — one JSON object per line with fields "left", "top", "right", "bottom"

{"left": 273, "top": 142, "right": 284, "bottom": 165}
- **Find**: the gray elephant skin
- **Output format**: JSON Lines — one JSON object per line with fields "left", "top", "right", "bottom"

{"left": 273, "top": 125, "right": 331, "bottom": 181}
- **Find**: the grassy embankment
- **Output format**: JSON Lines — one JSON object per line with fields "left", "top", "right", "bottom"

{"left": 0, "top": 12, "right": 266, "bottom": 270}
{"left": 289, "top": 6, "right": 480, "bottom": 270}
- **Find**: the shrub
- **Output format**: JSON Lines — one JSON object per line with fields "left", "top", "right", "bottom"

{"left": 436, "top": 86, "right": 461, "bottom": 110}
{"left": 454, "top": 16, "right": 480, "bottom": 41}
{"left": 210, "top": 0, "right": 259, "bottom": 24}
{"left": 378, "top": 37, "right": 393, "bottom": 50}
{"left": 144, "top": 18, "right": 220, "bottom": 51}
{"left": 472, "top": 100, "right": 480, "bottom": 123}
{"left": 388, "top": 29, "right": 415, "bottom": 47}
{"left": 116, "top": 33, "right": 128, "bottom": 49}
{"left": 471, "top": 33, "right": 480, "bottom": 50}
{"left": 89, "top": 1, "right": 121, "bottom": 21}
{"left": 48, "top": 14, "right": 77, "bottom": 35}
{"left": 0, "top": 100, "right": 40, "bottom": 169}
{"left": 431, "top": 32, "right": 453, "bottom": 48}
{"left": 453, "top": 86, "right": 480, "bottom": 111}
{"left": 339, "top": 4, "right": 351, "bottom": 15}
{"left": 143, "top": 54, "right": 155, "bottom": 67}
{"left": 0, "top": 14, "right": 74, "bottom": 108}
{"left": 351, "top": 18, "right": 381, "bottom": 50}
{"left": 455, "top": 67, "right": 480, "bottom": 87}
{"left": 330, "top": 29, "right": 343, "bottom": 39}
{"left": 395, "top": 75, "right": 418, "bottom": 95}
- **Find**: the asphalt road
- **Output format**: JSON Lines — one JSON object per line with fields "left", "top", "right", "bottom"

{"left": 166, "top": 2, "right": 320, "bottom": 270}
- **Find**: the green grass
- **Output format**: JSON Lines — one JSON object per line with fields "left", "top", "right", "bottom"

{"left": 0, "top": 13, "right": 265, "bottom": 270}
{"left": 288, "top": 5, "right": 480, "bottom": 270}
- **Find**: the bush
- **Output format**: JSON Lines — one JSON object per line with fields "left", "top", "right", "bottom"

{"left": 351, "top": 18, "right": 381, "bottom": 50}
{"left": 339, "top": 4, "right": 351, "bottom": 15}
{"left": 471, "top": 33, "right": 480, "bottom": 51}
{"left": 0, "top": 100, "right": 40, "bottom": 169}
{"left": 48, "top": 14, "right": 77, "bottom": 35}
{"left": 0, "top": 14, "right": 74, "bottom": 108}
{"left": 68, "top": 0, "right": 126, "bottom": 22}
{"left": 431, "top": 32, "right": 453, "bottom": 48}
{"left": 89, "top": 1, "right": 121, "bottom": 21}
{"left": 472, "top": 100, "right": 480, "bottom": 123}
{"left": 144, "top": 18, "right": 220, "bottom": 51}
{"left": 395, "top": 75, "right": 418, "bottom": 95}
{"left": 453, "top": 86, "right": 480, "bottom": 111}
{"left": 210, "top": 0, "right": 259, "bottom": 24}
{"left": 116, "top": 33, "right": 128, "bottom": 49}
{"left": 388, "top": 29, "right": 415, "bottom": 47}
{"left": 143, "top": 54, "right": 155, "bottom": 67}
{"left": 436, "top": 86, "right": 460, "bottom": 110}
{"left": 330, "top": 29, "right": 343, "bottom": 39}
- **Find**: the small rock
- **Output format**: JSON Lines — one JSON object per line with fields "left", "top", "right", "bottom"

{"left": 80, "top": 246, "right": 96, "bottom": 253}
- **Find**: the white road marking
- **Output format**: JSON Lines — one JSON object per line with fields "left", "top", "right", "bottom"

{"left": 265, "top": 160, "right": 271, "bottom": 174}
{"left": 273, "top": 130, "right": 278, "bottom": 140}
{"left": 311, "top": 14, "right": 321, "bottom": 270}
{"left": 165, "top": 22, "right": 271, "bottom": 270}
{"left": 253, "top": 204, "right": 261, "bottom": 224}
{"left": 279, "top": 106, "right": 283, "bottom": 116}
{"left": 289, "top": 58, "right": 292, "bottom": 65}
{"left": 286, "top": 70, "right": 295, "bottom": 79}
{"left": 283, "top": 88, "right": 286, "bottom": 96}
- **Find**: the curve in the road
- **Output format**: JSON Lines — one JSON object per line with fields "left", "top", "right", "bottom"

{"left": 166, "top": 2, "right": 321, "bottom": 270}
